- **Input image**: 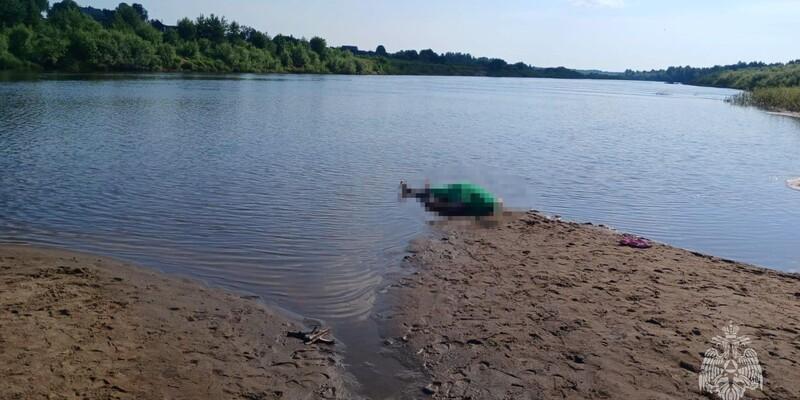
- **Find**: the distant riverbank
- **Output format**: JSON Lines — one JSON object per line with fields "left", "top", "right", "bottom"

{"left": 4, "top": 0, "right": 800, "bottom": 106}
{"left": 729, "top": 87, "right": 800, "bottom": 114}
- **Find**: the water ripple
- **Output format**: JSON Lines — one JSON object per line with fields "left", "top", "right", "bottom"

{"left": 2, "top": 75, "right": 800, "bottom": 321}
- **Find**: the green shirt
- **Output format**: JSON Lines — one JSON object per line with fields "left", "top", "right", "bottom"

{"left": 429, "top": 182, "right": 497, "bottom": 216}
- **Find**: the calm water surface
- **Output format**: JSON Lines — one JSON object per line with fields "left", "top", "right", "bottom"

{"left": 2, "top": 74, "right": 800, "bottom": 395}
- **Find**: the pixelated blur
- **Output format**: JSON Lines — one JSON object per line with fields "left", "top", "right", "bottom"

{"left": 399, "top": 180, "right": 503, "bottom": 219}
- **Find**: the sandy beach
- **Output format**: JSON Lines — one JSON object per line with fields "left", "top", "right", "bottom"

{"left": 0, "top": 245, "right": 350, "bottom": 400}
{"left": 386, "top": 211, "right": 800, "bottom": 399}
{"left": 3, "top": 212, "right": 800, "bottom": 400}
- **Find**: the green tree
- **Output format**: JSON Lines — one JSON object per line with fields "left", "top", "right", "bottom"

{"left": 0, "top": 1, "right": 25, "bottom": 27}
{"left": 278, "top": 47, "right": 291, "bottom": 68}
{"left": 33, "top": 25, "right": 69, "bottom": 67}
{"left": 226, "top": 21, "right": 244, "bottom": 43}
{"left": 48, "top": 0, "right": 100, "bottom": 32}
{"left": 66, "top": 29, "right": 99, "bottom": 68}
{"left": 419, "top": 49, "right": 439, "bottom": 63}
{"left": 112, "top": 3, "right": 144, "bottom": 30}
{"left": 487, "top": 58, "right": 507, "bottom": 71}
{"left": 110, "top": 3, "right": 160, "bottom": 43}
{"left": 176, "top": 40, "right": 198, "bottom": 58}
{"left": 0, "top": 0, "right": 392, "bottom": 75}
{"left": 309, "top": 36, "right": 327, "bottom": 57}
{"left": 244, "top": 27, "right": 268, "bottom": 49}
{"left": 0, "top": 0, "right": 47, "bottom": 27}
{"left": 163, "top": 27, "right": 179, "bottom": 44}
{"left": 176, "top": 17, "right": 196, "bottom": 41}
{"left": 132, "top": 3, "right": 148, "bottom": 21}
{"left": 0, "top": 32, "right": 8, "bottom": 54}
{"left": 196, "top": 14, "right": 226, "bottom": 43}
{"left": 156, "top": 42, "right": 177, "bottom": 69}
{"left": 8, "top": 24, "right": 33, "bottom": 59}
{"left": 0, "top": 32, "right": 24, "bottom": 69}
{"left": 290, "top": 45, "right": 309, "bottom": 68}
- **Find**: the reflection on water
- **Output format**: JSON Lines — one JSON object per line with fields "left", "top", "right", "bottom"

{"left": 2, "top": 75, "right": 800, "bottom": 322}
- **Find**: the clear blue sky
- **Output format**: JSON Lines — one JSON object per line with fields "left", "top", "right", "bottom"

{"left": 80, "top": 0, "right": 800, "bottom": 71}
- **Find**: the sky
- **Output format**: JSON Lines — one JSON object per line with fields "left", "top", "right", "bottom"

{"left": 81, "top": 0, "right": 800, "bottom": 71}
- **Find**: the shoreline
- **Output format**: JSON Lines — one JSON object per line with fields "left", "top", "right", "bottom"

{"left": 386, "top": 211, "right": 800, "bottom": 399}
{"left": 767, "top": 110, "right": 800, "bottom": 119}
{"left": 4, "top": 210, "right": 800, "bottom": 399}
{"left": 0, "top": 70, "right": 736, "bottom": 85}
{"left": 0, "top": 245, "right": 352, "bottom": 399}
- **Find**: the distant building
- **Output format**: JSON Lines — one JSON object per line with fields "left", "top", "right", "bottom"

{"left": 150, "top": 20, "right": 170, "bottom": 32}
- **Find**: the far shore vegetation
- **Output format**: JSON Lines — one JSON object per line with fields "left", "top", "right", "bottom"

{"left": 728, "top": 88, "right": 800, "bottom": 114}
{"left": 0, "top": 0, "right": 596, "bottom": 78}
{"left": 623, "top": 62, "right": 800, "bottom": 113}
{"left": 1, "top": 0, "right": 799, "bottom": 111}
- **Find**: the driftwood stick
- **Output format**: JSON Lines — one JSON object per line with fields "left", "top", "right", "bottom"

{"left": 287, "top": 327, "right": 335, "bottom": 345}
{"left": 315, "top": 337, "right": 335, "bottom": 345}
{"left": 306, "top": 328, "right": 331, "bottom": 344}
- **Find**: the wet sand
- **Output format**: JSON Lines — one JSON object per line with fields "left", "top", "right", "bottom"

{"left": 0, "top": 245, "right": 350, "bottom": 400}
{"left": 386, "top": 211, "right": 800, "bottom": 399}
{"left": 767, "top": 110, "right": 800, "bottom": 119}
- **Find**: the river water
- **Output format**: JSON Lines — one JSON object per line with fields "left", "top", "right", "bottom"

{"left": 2, "top": 74, "right": 799, "bottom": 397}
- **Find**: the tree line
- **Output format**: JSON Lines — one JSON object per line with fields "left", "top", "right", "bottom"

{"left": 621, "top": 60, "right": 800, "bottom": 90}
{"left": 0, "top": 0, "right": 603, "bottom": 78}
{"left": 0, "top": 0, "right": 381, "bottom": 73}
{"left": 365, "top": 47, "right": 588, "bottom": 78}
{"left": 2, "top": 0, "right": 799, "bottom": 111}
{"left": 623, "top": 61, "right": 800, "bottom": 112}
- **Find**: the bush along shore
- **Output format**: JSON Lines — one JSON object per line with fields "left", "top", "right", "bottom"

{"left": 728, "top": 87, "right": 800, "bottom": 114}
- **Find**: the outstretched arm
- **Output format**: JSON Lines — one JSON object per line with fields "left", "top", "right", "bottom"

{"left": 400, "top": 180, "right": 432, "bottom": 200}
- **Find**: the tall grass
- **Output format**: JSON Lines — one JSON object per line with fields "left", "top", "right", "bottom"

{"left": 727, "top": 87, "right": 800, "bottom": 113}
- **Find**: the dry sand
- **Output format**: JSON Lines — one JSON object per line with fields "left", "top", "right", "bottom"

{"left": 386, "top": 211, "right": 800, "bottom": 399}
{"left": 0, "top": 245, "right": 350, "bottom": 400}
{"left": 4, "top": 212, "right": 800, "bottom": 400}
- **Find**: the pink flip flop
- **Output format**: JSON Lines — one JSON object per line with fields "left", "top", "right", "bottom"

{"left": 619, "top": 234, "right": 652, "bottom": 249}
